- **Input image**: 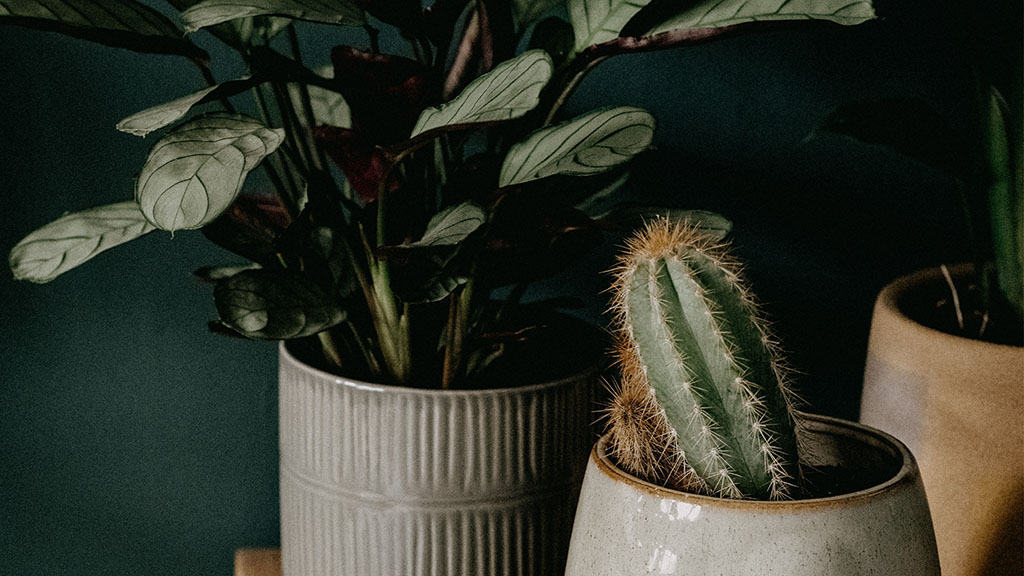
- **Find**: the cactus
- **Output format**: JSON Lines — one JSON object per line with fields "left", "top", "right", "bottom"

{"left": 607, "top": 219, "right": 800, "bottom": 500}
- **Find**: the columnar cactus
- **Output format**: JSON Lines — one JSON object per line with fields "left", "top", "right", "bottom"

{"left": 607, "top": 219, "right": 800, "bottom": 500}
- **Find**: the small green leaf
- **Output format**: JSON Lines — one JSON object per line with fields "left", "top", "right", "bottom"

{"left": 135, "top": 113, "right": 285, "bottom": 232}
{"left": 182, "top": 0, "right": 363, "bottom": 33}
{"left": 499, "top": 106, "right": 654, "bottom": 187}
{"left": 646, "top": 0, "right": 875, "bottom": 35}
{"left": 0, "top": 0, "right": 207, "bottom": 58}
{"left": 567, "top": 0, "right": 653, "bottom": 52}
{"left": 410, "top": 50, "right": 553, "bottom": 138}
{"left": 194, "top": 263, "right": 260, "bottom": 282}
{"left": 214, "top": 268, "right": 346, "bottom": 339}
{"left": 9, "top": 201, "right": 155, "bottom": 283}
{"left": 117, "top": 76, "right": 259, "bottom": 137}
{"left": 412, "top": 202, "right": 486, "bottom": 247}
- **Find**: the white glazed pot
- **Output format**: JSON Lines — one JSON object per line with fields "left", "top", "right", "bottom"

{"left": 565, "top": 414, "right": 939, "bottom": 575}
{"left": 278, "top": 336, "right": 598, "bottom": 576}
{"left": 861, "top": 265, "right": 1024, "bottom": 575}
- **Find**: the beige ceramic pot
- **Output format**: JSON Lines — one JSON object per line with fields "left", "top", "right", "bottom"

{"left": 277, "top": 327, "right": 599, "bottom": 576}
{"left": 565, "top": 414, "right": 939, "bottom": 575}
{"left": 861, "top": 264, "right": 1024, "bottom": 576}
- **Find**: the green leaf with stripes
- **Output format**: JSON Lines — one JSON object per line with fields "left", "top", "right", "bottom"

{"left": 0, "top": 0, "right": 206, "bottom": 58}
{"left": 411, "top": 202, "right": 486, "bottom": 247}
{"left": 9, "top": 201, "right": 156, "bottom": 283}
{"left": 182, "top": 0, "right": 363, "bottom": 33}
{"left": 214, "top": 268, "right": 346, "bottom": 339}
{"left": 117, "top": 76, "right": 259, "bottom": 137}
{"left": 499, "top": 106, "right": 654, "bottom": 187}
{"left": 135, "top": 113, "right": 285, "bottom": 232}
{"left": 567, "top": 0, "right": 652, "bottom": 52}
{"left": 647, "top": 0, "right": 875, "bottom": 35}
{"left": 410, "top": 49, "right": 553, "bottom": 138}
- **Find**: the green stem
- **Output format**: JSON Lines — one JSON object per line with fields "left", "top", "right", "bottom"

{"left": 317, "top": 330, "right": 344, "bottom": 371}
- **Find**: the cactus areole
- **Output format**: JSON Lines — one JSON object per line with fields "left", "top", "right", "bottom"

{"left": 609, "top": 220, "right": 800, "bottom": 500}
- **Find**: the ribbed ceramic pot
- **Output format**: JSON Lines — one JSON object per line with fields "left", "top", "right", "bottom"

{"left": 565, "top": 414, "right": 939, "bottom": 575}
{"left": 278, "top": 337, "right": 598, "bottom": 576}
{"left": 861, "top": 265, "right": 1024, "bottom": 576}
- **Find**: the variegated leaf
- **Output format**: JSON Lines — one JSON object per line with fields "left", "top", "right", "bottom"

{"left": 499, "top": 106, "right": 654, "bottom": 187}
{"left": 182, "top": 0, "right": 363, "bottom": 33}
{"left": 567, "top": 0, "right": 652, "bottom": 52}
{"left": 117, "top": 76, "right": 258, "bottom": 137}
{"left": 647, "top": 0, "right": 875, "bottom": 35}
{"left": 214, "top": 268, "right": 346, "bottom": 339}
{"left": 410, "top": 49, "right": 552, "bottom": 138}
{"left": 9, "top": 201, "right": 155, "bottom": 283}
{"left": 135, "top": 113, "right": 285, "bottom": 232}
{"left": 0, "top": 0, "right": 205, "bottom": 58}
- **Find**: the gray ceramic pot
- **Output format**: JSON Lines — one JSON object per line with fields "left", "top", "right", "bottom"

{"left": 278, "top": 330, "right": 599, "bottom": 576}
{"left": 565, "top": 414, "right": 939, "bottom": 575}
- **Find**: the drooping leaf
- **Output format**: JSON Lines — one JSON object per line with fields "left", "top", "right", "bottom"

{"left": 136, "top": 113, "right": 285, "bottom": 232}
{"left": 646, "top": 0, "right": 875, "bottom": 36}
{"left": 567, "top": 0, "right": 653, "bottom": 52}
{"left": 214, "top": 268, "right": 346, "bottom": 339}
{"left": 9, "top": 201, "right": 155, "bottom": 283}
{"left": 410, "top": 49, "right": 553, "bottom": 138}
{"left": 499, "top": 106, "right": 654, "bottom": 187}
{"left": 330, "top": 46, "right": 438, "bottom": 144}
{"left": 182, "top": 0, "right": 364, "bottom": 33}
{"left": 0, "top": 0, "right": 207, "bottom": 59}
{"left": 117, "top": 76, "right": 259, "bottom": 137}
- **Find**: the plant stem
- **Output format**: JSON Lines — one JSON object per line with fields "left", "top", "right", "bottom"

{"left": 364, "top": 23, "right": 381, "bottom": 53}
{"left": 317, "top": 329, "right": 345, "bottom": 371}
{"left": 442, "top": 280, "right": 474, "bottom": 389}
{"left": 286, "top": 25, "right": 329, "bottom": 172}
{"left": 543, "top": 55, "right": 607, "bottom": 126}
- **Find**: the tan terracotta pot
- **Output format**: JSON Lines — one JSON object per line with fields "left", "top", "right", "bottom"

{"left": 861, "top": 265, "right": 1024, "bottom": 576}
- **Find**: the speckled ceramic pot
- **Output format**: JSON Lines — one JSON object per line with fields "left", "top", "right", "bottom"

{"left": 861, "top": 265, "right": 1024, "bottom": 576}
{"left": 278, "top": 330, "right": 599, "bottom": 576}
{"left": 565, "top": 414, "right": 938, "bottom": 575}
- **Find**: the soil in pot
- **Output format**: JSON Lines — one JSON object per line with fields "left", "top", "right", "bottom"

{"left": 900, "top": 267, "right": 1023, "bottom": 347}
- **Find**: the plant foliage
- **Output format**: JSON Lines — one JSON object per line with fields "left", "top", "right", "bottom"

{"left": 5, "top": 0, "right": 875, "bottom": 388}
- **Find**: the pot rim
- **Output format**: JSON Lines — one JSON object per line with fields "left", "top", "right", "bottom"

{"left": 279, "top": 334, "right": 602, "bottom": 398}
{"left": 592, "top": 413, "right": 920, "bottom": 510}
{"left": 878, "top": 263, "right": 1022, "bottom": 351}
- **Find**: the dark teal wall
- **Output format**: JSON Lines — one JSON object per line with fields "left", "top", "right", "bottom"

{"left": 1, "top": 3, "right": 1018, "bottom": 574}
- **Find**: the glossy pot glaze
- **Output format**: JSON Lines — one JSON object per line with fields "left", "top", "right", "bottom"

{"left": 278, "top": 336, "right": 598, "bottom": 576}
{"left": 861, "top": 265, "right": 1024, "bottom": 576}
{"left": 565, "top": 414, "right": 938, "bottom": 575}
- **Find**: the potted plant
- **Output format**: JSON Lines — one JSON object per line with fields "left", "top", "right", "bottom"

{"left": 565, "top": 219, "right": 939, "bottom": 574}
{"left": 4, "top": 0, "right": 876, "bottom": 573}
{"left": 811, "top": 46, "right": 1023, "bottom": 574}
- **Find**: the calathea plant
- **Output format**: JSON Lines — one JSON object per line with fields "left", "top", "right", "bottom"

{"left": 5, "top": 0, "right": 876, "bottom": 389}
{"left": 606, "top": 218, "right": 800, "bottom": 500}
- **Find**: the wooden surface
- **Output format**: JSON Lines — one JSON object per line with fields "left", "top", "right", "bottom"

{"left": 234, "top": 549, "right": 281, "bottom": 576}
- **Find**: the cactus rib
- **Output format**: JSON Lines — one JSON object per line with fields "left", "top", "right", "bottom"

{"left": 608, "top": 219, "right": 799, "bottom": 500}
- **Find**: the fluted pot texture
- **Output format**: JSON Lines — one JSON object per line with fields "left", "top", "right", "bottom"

{"left": 565, "top": 414, "right": 939, "bottom": 575}
{"left": 278, "top": 337, "right": 598, "bottom": 576}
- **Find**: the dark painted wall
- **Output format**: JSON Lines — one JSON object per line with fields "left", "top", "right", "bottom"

{"left": 1, "top": 3, "right": 1018, "bottom": 574}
